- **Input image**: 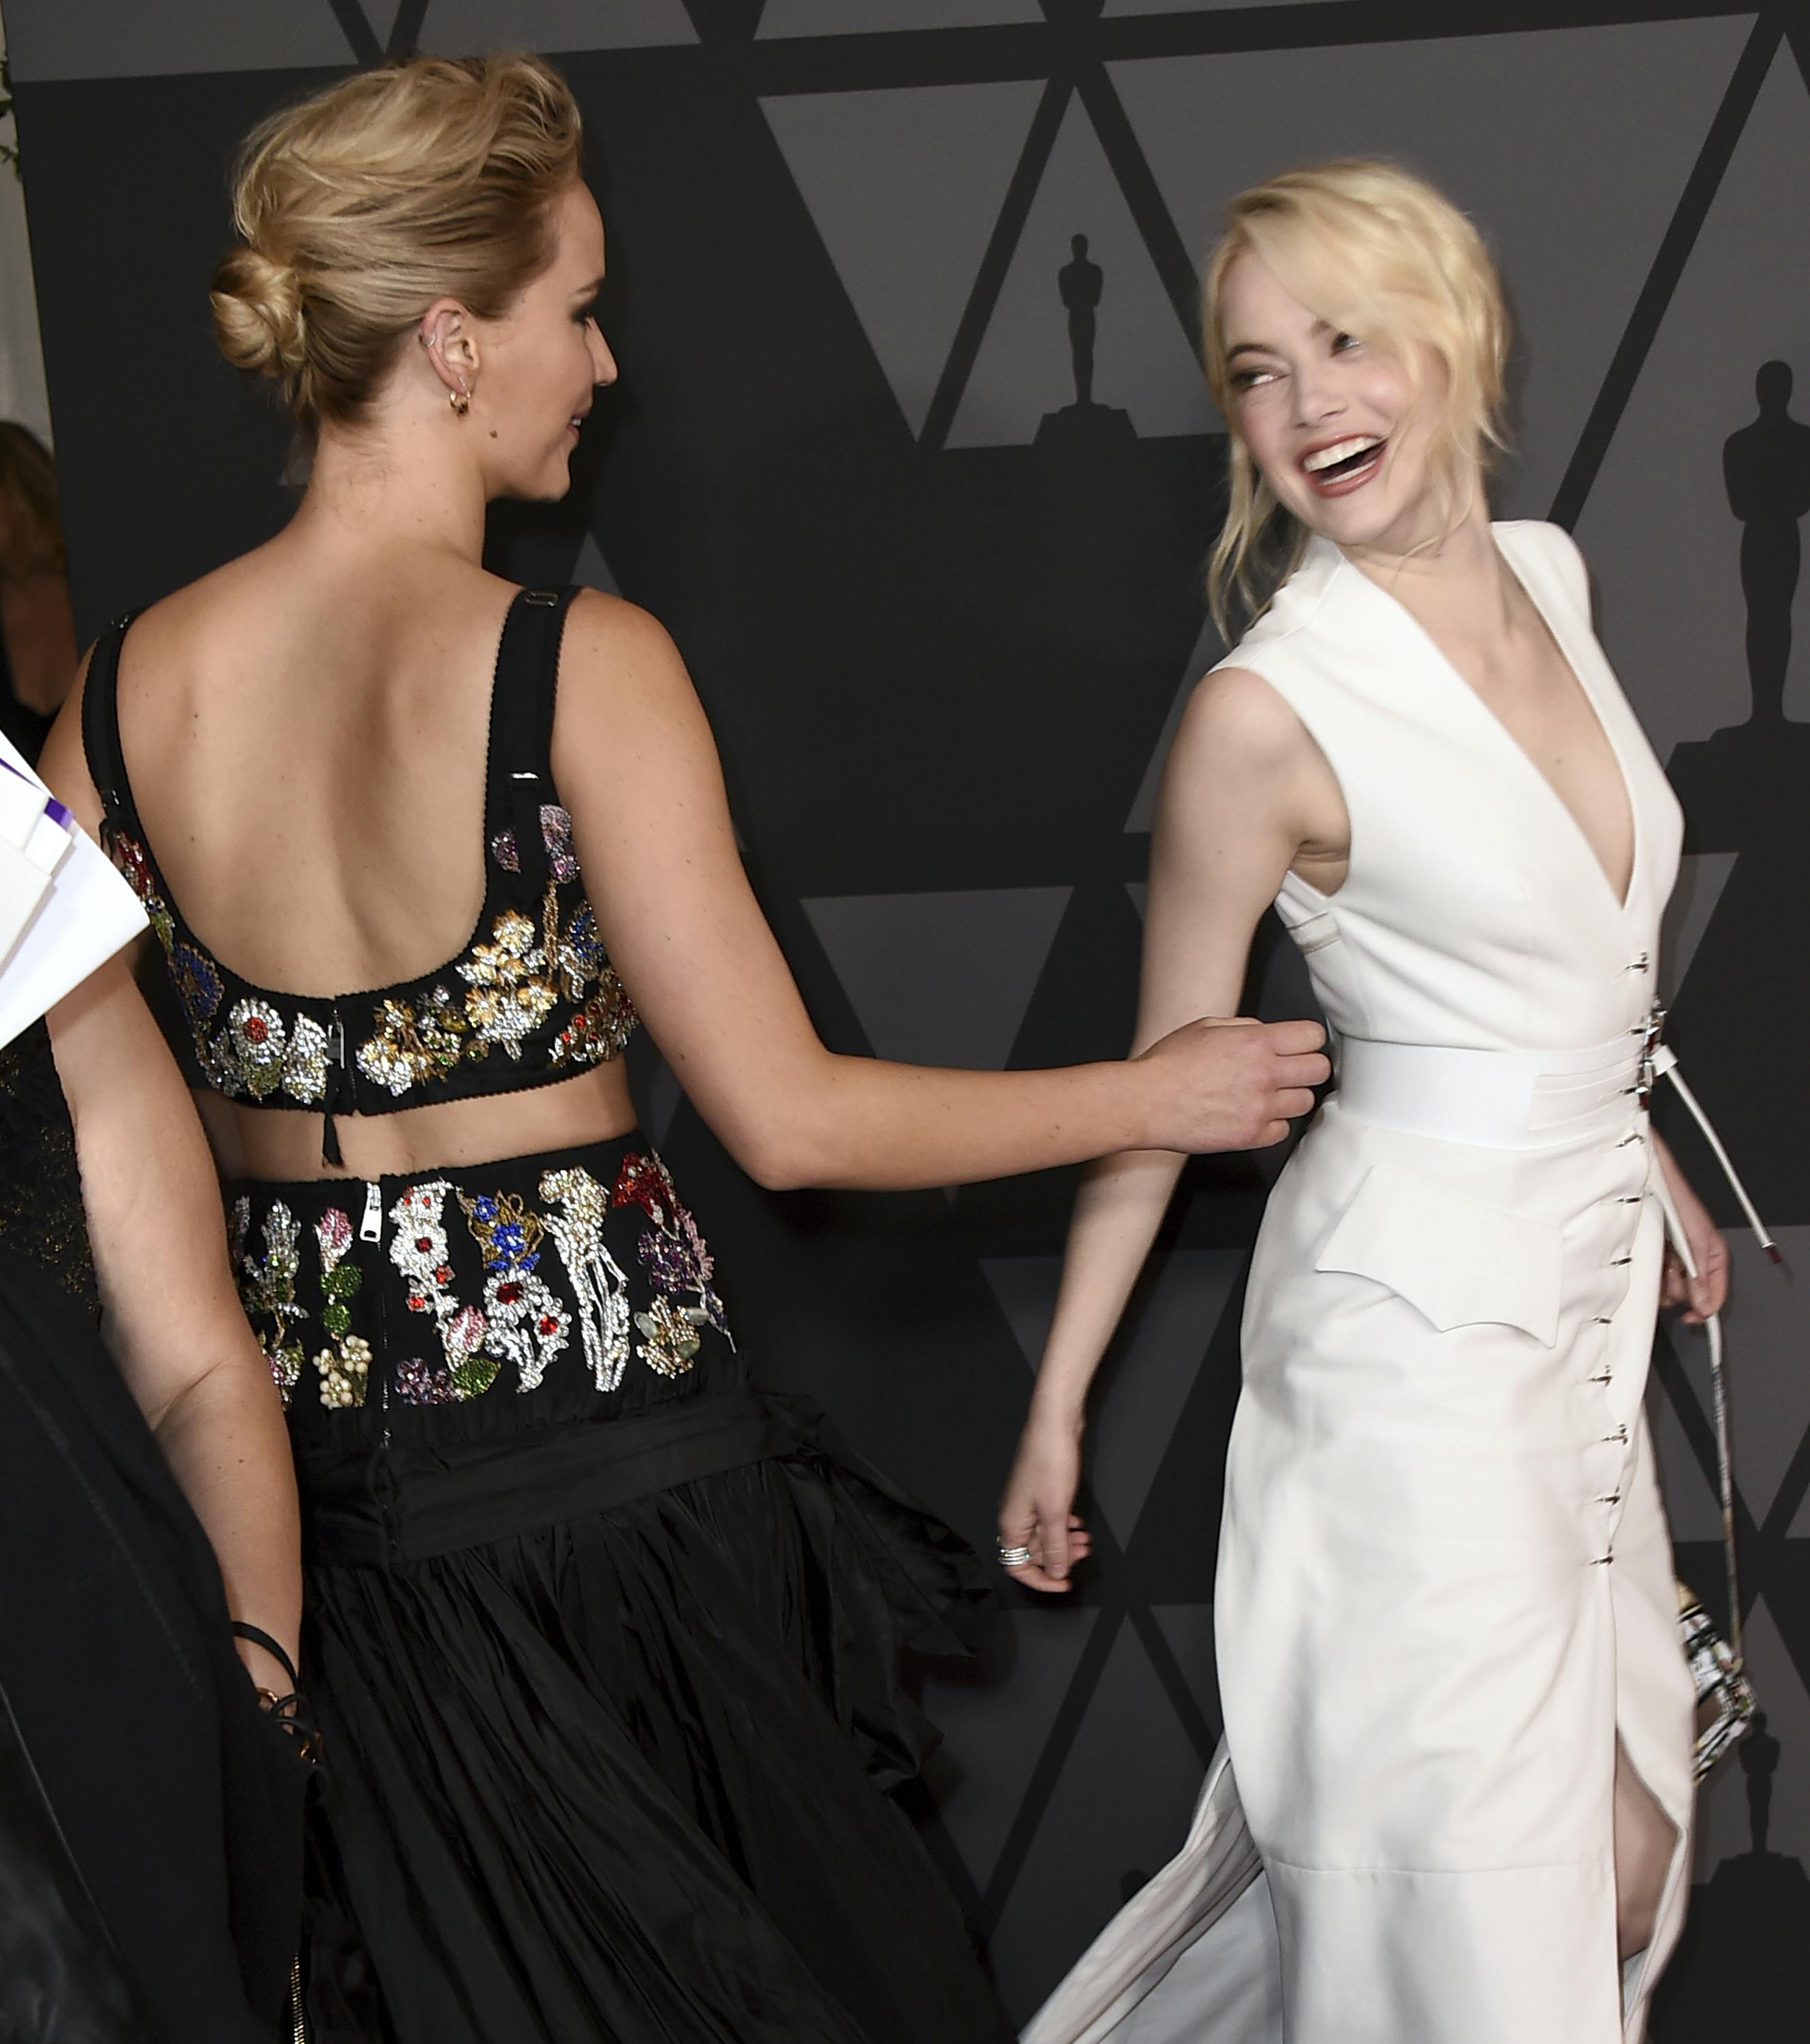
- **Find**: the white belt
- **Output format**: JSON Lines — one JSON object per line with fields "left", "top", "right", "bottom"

{"left": 1336, "top": 1032, "right": 1646, "bottom": 1149}
{"left": 1336, "top": 1019, "right": 1778, "bottom": 1659}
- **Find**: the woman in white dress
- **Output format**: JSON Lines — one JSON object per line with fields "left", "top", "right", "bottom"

{"left": 999, "top": 161, "right": 1732, "bottom": 2044}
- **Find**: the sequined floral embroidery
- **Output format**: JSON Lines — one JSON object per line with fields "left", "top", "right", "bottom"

{"left": 538, "top": 1166, "right": 632, "bottom": 1392}
{"left": 456, "top": 1190, "right": 569, "bottom": 1392}
{"left": 105, "top": 837, "right": 334, "bottom": 1104}
{"left": 232, "top": 1196, "right": 305, "bottom": 1406}
{"left": 357, "top": 989, "right": 470, "bottom": 1097}
{"left": 458, "top": 905, "right": 559, "bottom": 1057}
{"left": 313, "top": 1208, "right": 369, "bottom": 1409}
{"left": 490, "top": 805, "right": 580, "bottom": 885}
{"left": 611, "top": 1151, "right": 733, "bottom": 1359}
{"left": 202, "top": 1000, "right": 329, "bottom": 1106}
{"left": 610, "top": 1152, "right": 681, "bottom": 1230}
{"left": 556, "top": 905, "right": 607, "bottom": 997}
{"left": 168, "top": 942, "right": 224, "bottom": 1034}
{"left": 548, "top": 972, "right": 637, "bottom": 1070}
{"left": 394, "top": 1356, "right": 456, "bottom": 1405}
{"left": 389, "top": 1181, "right": 499, "bottom": 1401}
{"left": 110, "top": 833, "right": 175, "bottom": 951}
{"left": 108, "top": 797, "right": 634, "bottom": 1116}
{"left": 634, "top": 1295, "right": 701, "bottom": 1377}
{"left": 354, "top": 833, "right": 636, "bottom": 1098}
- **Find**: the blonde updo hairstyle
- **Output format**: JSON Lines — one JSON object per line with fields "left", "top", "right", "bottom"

{"left": 1202, "top": 159, "right": 1510, "bottom": 636}
{"left": 211, "top": 53, "right": 583, "bottom": 427}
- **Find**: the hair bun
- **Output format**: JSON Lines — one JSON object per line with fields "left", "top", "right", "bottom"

{"left": 210, "top": 244, "right": 309, "bottom": 382}
{"left": 211, "top": 55, "right": 582, "bottom": 426}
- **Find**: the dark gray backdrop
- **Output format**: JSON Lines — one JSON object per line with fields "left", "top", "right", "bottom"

{"left": 7, "top": 0, "right": 1807, "bottom": 2030}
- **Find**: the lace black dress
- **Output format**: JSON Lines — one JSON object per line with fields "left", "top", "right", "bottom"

{"left": 85, "top": 588, "right": 1010, "bottom": 2044}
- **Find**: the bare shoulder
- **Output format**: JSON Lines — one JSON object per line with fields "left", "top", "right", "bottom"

{"left": 1172, "top": 662, "right": 1315, "bottom": 776}
{"left": 559, "top": 587, "right": 685, "bottom": 679}
{"left": 116, "top": 548, "right": 279, "bottom": 660}
{"left": 553, "top": 591, "right": 719, "bottom": 788}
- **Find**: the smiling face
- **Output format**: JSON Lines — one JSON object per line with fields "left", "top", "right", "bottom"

{"left": 1217, "top": 249, "right": 1465, "bottom": 559}
{"left": 466, "top": 180, "right": 618, "bottom": 501}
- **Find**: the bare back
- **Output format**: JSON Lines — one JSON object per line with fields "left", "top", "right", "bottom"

{"left": 60, "top": 533, "right": 636, "bottom": 1181}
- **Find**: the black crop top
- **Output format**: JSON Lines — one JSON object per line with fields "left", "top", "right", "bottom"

{"left": 83, "top": 585, "right": 638, "bottom": 1162}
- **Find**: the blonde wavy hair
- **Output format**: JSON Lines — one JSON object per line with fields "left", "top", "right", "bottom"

{"left": 210, "top": 53, "right": 583, "bottom": 427}
{"left": 1201, "top": 159, "right": 1510, "bottom": 637}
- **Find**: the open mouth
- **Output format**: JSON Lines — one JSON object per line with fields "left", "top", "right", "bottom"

{"left": 1299, "top": 435, "right": 1385, "bottom": 495}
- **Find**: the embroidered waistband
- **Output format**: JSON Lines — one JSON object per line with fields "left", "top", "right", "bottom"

{"left": 297, "top": 1384, "right": 798, "bottom": 1567}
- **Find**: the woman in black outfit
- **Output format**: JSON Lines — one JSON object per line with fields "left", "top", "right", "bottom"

{"left": 43, "top": 53, "right": 1324, "bottom": 2044}
{"left": 0, "top": 958, "right": 306, "bottom": 2041}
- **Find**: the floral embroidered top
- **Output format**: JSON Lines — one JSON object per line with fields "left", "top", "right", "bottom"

{"left": 82, "top": 586, "right": 637, "bottom": 1161}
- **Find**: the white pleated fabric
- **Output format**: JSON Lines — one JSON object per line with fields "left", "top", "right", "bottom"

{"left": 1025, "top": 523, "right": 1696, "bottom": 2044}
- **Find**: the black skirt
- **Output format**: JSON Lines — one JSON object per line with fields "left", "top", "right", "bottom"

{"left": 234, "top": 1134, "right": 1010, "bottom": 2044}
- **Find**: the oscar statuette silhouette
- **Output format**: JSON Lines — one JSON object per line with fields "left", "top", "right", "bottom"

{"left": 1036, "top": 233, "right": 1136, "bottom": 452}
{"left": 1661, "top": 362, "right": 1810, "bottom": 1225}
{"left": 1651, "top": 387, "right": 1810, "bottom": 2037}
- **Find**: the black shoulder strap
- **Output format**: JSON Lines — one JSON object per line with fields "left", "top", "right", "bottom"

{"left": 80, "top": 615, "right": 143, "bottom": 846}
{"left": 488, "top": 585, "right": 578, "bottom": 897}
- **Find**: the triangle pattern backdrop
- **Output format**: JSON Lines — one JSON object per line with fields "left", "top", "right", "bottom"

{"left": 761, "top": 82, "right": 1046, "bottom": 436}
{"left": 1102, "top": 1, "right": 1343, "bottom": 12}
{"left": 421, "top": 1, "right": 699, "bottom": 53}
{"left": 1579, "top": 37, "right": 1810, "bottom": 760}
{"left": 948, "top": 92, "right": 1213, "bottom": 447}
{"left": 760, "top": 0, "right": 1042, "bottom": 34}
{"left": 801, "top": 888, "right": 1071, "bottom": 1068}
{"left": 1109, "top": 14, "right": 1756, "bottom": 515}
{"left": 3, "top": 0, "right": 353, "bottom": 78}
{"left": 986, "top": 1614, "right": 1219, "bottom": 2017}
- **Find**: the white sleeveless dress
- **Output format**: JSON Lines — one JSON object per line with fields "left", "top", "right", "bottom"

{"left": 1025, "top": 521, "right": 1696, "bottom": 2044}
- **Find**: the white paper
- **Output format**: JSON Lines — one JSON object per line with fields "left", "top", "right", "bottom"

{"left": 0, "top": 730, "right": 148, "bottom": 1048}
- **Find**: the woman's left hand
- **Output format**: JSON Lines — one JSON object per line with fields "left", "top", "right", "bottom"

{"left": 1657, "top": 1147, "right": 1728, "bottom": 1324}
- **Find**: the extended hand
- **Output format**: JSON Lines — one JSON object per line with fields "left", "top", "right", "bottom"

{"left": 1661, "top": 1174, "right": 1729, "bottom": 1325}
{"left": 998, "top": 1416, "right": 1091, "bottom": 1594}
{"left": 1138, "top": 1015, "right": 1328, "bottom": 1153}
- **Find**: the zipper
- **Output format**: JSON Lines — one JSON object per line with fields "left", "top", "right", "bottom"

{"left": 322, "top": 1010, "right": 349, "bottom": 1168}
{"left": 360, "top": 1179, "right": 383, "bottom": 1243}
{"left": 290, "top": 1951, "right": 307, "bottom": 2043}
{"left": 376, "top": 1369, "right": 399, "bottom": 1565}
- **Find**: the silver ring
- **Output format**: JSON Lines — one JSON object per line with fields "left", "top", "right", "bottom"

{"left": 997, "top": 1543, "right": 1033, "bottom": 1568}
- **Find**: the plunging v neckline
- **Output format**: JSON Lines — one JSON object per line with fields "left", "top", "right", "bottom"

{"left": 1337, "top": 527, "right": 1639, "bottom": 916}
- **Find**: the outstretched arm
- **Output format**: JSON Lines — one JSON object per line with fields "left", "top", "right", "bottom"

{"left": 999, "top": 666, "right": 1341, "bottom": 1590}
{"left": 45, "top": 956, "right": 302, "bottom": 1696}
{"left": 552, "top": 595, "right": 1328, "bottom": 1192}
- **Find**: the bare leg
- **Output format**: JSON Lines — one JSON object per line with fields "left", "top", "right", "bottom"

{"left": 1614, "top": 1736, "right": 1676, "bottom": 1960}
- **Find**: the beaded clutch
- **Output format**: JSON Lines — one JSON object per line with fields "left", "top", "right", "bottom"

{"left": 1679, "top": 1583, "right": 1757, "bottom": 1782}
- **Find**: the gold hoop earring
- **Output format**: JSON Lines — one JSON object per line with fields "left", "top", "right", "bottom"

{"left": 449, "top": 388, "right": 471, "bottom": 416}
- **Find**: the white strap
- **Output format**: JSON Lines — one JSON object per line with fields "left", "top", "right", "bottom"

{"left": 1649, "top": 1050, "right": 1779, "bottom": 1665}
{"left": 1652, "top": 1045, "right": 1778, "bottom": 1259}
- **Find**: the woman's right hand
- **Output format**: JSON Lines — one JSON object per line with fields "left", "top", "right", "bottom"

{"left": 1136, "top": 1014, "right": 1328, "bottom": 1154}
{"left": 998, "top": 1412, "right": 1091, "bottom": 1594}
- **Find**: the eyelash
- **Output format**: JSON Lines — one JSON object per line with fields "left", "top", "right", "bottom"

{"left": 1230, "top": 333, "right": 1360, "bottom": 390}
{"left": 574, "top": 305, "right": 598, "bottom": 328}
